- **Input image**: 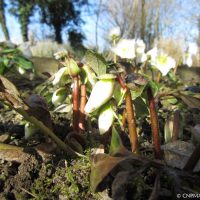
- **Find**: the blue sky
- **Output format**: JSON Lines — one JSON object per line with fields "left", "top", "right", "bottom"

{"left": 0, "top": 0, "right": 199, "bottom": 51}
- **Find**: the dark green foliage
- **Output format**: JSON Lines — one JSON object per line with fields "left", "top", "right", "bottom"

{"left": 38, "top": 0, "right": 87, "bottom": 44}
{"left": 84, "top": 50, "right": 107, "bottom": 76}
{"left": 9, "top": 0, "right": 35, "bottom": 42}
{"left": 0, "top": 0, "right": 10, "bottom": 40}
{"left": 0, "top": 43, "right": 33, "bottom": 75}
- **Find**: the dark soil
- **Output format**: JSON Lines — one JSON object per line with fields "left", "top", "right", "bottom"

{"left": 0, "top": 78, "right": 99, "bottom": 200}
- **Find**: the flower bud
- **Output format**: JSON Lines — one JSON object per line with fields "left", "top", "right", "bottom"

{"left": 63, "top": 58, "right": 81, "bottom": 77}
{"left": 25, "top": 122, "right": 38, "bottom": 139}
{"left": 98, "top": 103, "right": 115, "bottom": 135}
{"left": 84, "top": 75, "right": 116, "bottom": 114}
{"left": 52, "top": 87, "right": 67, "bottom": 107}
{"left": 17, "top": 67, "right": 26, "bottom": 75}
{"left": 54, "top": 49, "right": 68, "bottom": 60}
{"left": 52, "top": 67, "right": 68, "bottom": 85}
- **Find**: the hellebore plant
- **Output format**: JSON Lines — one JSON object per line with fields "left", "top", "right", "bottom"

{"left": 84, "top": 74, "right": 116, "bottom": 114}
{"left": 148, "top": 48, "right": 176, "bottom": 76}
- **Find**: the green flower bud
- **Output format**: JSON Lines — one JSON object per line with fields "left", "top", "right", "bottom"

{"left": 18, "top": 67, "right": 26, "bottom": 75}
{"left": 52, "top": 87, "right": 67, "bottom": 107}
{"left": 84, "top": 74, "right": 116, "bottom": 114}
{"left": 64, "top": 58, "right": 81, "bottom": 77}
{"left": 98, "top": 103, "right": 115, "bottom": 135}
{"left": 52, "top": 67, "right": 69, "bottom": 85}
{"left": 25, "top": 122, "right": 38, "bottom": 139}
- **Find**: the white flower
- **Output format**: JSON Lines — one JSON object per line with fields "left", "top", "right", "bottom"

{"left": 109, "top": 27, "right": 121, "bottom": 40}
{"left": 183, "top": 53, "right": 193, "bottom": 67}
{"left": 147, "top": 47, "right": 158, "bottom": 61}
{"left": 52, "top": 67, "right": 68, "bottom": 85}
{"left": 54, "top": 49, "right": 68, "bottom": 60}
{"left": 112, "top": 39, "right": 136, "bottom": 59}
{"left": 84, "top": 78, "right": 115, "bottom": 114}
{"left": 150, "top": 51, "right": 176, "bottom": 76}
{"left": 52, "top": 88, "right": 67, "bottom": 107}
{"left": 98, "top": 103, "right": 115, "bottom": 135}
{"left": 135, "top": 39, "right": 145, "bottom": 54}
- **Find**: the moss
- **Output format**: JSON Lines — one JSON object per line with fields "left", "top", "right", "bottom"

{"left": 29, "top": 151, "right": 99, "bottom": 200}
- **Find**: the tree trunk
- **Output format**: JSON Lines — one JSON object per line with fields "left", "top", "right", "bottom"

{"left": 20, "top": 17, "right": 28, "bottom": 42}
{"left": 54, "top": 25, "right": 62, "bottom": 43}
{"left": 140, "top": 0, "right": 146, "bottom": 41}
{"left": 0, "top": 0, "right": 10, "bottom": 40}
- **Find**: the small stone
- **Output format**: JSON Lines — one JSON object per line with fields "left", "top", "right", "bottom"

{"left": 0, "top": 133, "right": 10, "bottom": 143}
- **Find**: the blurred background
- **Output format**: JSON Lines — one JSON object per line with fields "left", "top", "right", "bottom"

{"left": 0, "top": 0, "right": 199, "bottom": 65}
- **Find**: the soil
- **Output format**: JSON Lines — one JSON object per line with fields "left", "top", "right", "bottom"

{"left": 0, "top": 71, "right": 200, "bottom": 200}
{"left": 0, "top": 77, "right": 99, "bottom": 200}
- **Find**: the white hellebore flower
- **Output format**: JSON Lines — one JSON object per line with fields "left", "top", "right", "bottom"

{"left": 52, "top": 67, "right": 68, "bottom": 85}
{"left": 109, "top": 26, "right": 121, "bottom": 40}
{"left": 112, "top": 39, "right": 136, "bottom": 59}
{"left": 52, "top": 88, "right": 67, "bottom": 107}
{"left": 54, "top": 49, "right": 68, "bottom": 60}
{"left": 147, "top": 47, "right": 158, "bottom": 61}
{"left": 150, "top": 51, "right": 176, "bottom": 76}
{"left": 135, "top": 39, "right": 147, "bottom": 63}
{"left": 135, "top": 39, "right": 146, "bottom": 54}
{"left": 98, "top": 103, "right": 115, "bottom": 135}
{"left": 84, "top": 74, "right": 116, "bottom": 114}
{"left": 184, "top": 53, "right": 193, "bottom": 67}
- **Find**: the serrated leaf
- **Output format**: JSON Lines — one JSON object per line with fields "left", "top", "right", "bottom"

{"left": 84, "top": 50, "right": 107, "bottom": 76}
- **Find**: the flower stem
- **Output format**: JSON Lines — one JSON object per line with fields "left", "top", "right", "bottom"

{"left": 147, "top": 87, "right": 162, "bottom": 159}
{"left": 183, "top": 143, "right": 200, "bottom": 171}
{"left": 156, "top": 71, "right": 161, "bottom": 83}
{"left": 79, "top": 84, "right": 86, "bottom": 133}
{"left": 125, "top": 88, "right": 139, "bottom": 153}
{"left": 117, "top": 74, "right": 139, "bottom": 153}
{"left": 73, "top": 76, "right": 79, "bottom": 132}
{"left": 121, "top": 108, "right": 127, "bottom": 131}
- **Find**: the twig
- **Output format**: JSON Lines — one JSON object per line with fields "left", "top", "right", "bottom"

{"left": 14, "top": 107, "right": 82, "bottom": 157}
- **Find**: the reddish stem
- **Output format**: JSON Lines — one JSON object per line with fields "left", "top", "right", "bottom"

{"left": 79, "top": 84, "right": 86, "bottom": 133}
{"left": 73, "top": 76, "right": 79, "bottom": 132}
{"left": 121, "top": 108, "right": 127, "bottom": 131}
{"left": 117, "top": 74, "right": 139, "bottom": 153}
{"left": 147, "top": 87, "right": 162, "bottom": 159}
{"left": 116, "top": 74, "right": 126, "bottom": 89}
{"left": 183, "top": 143, "right": 200, "bottom": 171}
{"left": 125, "top": 88, "right": 139, "bottom": 153}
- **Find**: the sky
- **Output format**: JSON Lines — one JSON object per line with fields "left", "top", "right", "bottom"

{"left": 0, "top": 0, "right": 199, "bottom": 52}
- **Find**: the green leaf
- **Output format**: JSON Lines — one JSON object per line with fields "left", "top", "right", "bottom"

{"left": 175, "top": 92, "right": 200, "bottom": 109}
{"left": 0, "top": 48, "right": 17, "bottom": 54}
{"left": 109, "top": 127, "right": 124, "bottom": 155}
{"left": 148, "top": 80, "right": 159, "bottom": 97}
{"left": 134, "top": 97, "right": 149, "bottom": 118}
{"left": 14, "top": 56, "right": 33, "bottom": 69}
{"left": 0, "top": 65, "right": 6, "bottom": 75}
{"left": 84, "top": 50, "right": 107, "bottom": 76}
{"left": 130, "top": 85, "right": 146, "bottom": 100}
